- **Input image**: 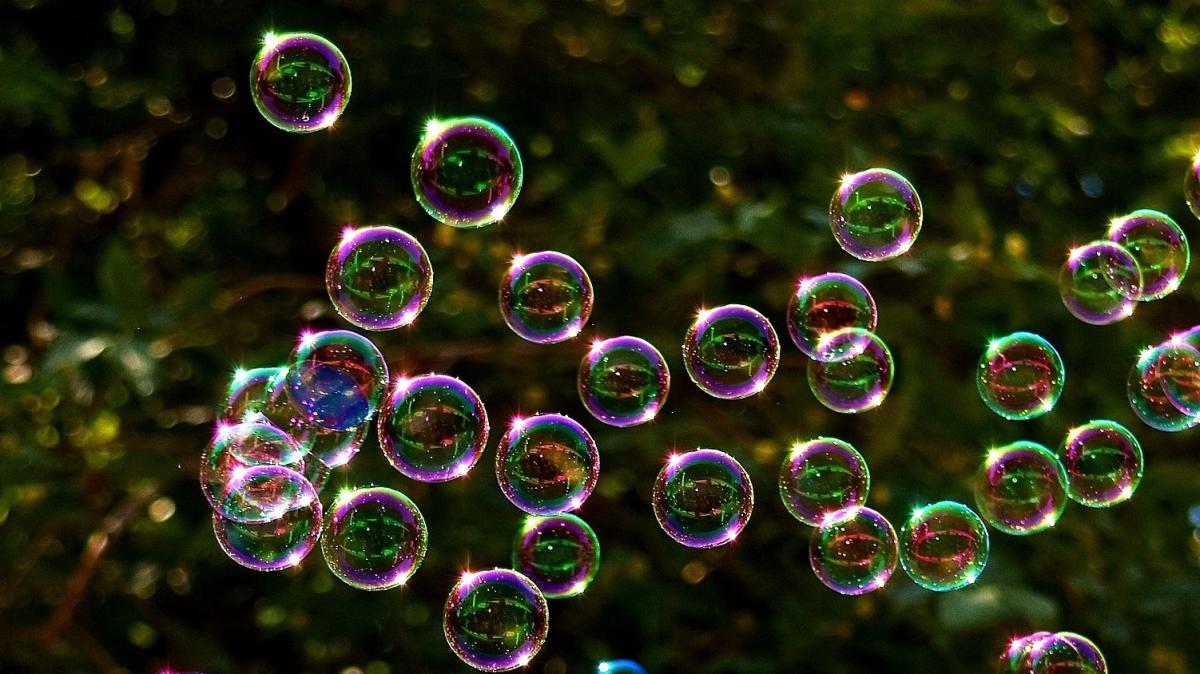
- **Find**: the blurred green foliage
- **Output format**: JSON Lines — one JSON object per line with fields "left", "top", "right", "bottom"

{"left": 1, "top": 0, "right": 1200, "bottom": 672}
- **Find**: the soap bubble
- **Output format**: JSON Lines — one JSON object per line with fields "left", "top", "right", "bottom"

{"left": 976, "top": 332, "right": 1065, "bottom": 420}
{"left": 223, "top": 366, "right": 283, "bottom": 422}
{"left": 578, "top": 336, "right": 670, "bottom": 427}
{"left": 998, "top": 632, "right": 1054, "bottom": 673}
{"left": 199, "top": 421, "right": 304, "bottom": 520}
{"left": 213, "top": 467, "right": 321, "bottom": 572}
{"left": 809, "top": 506, "right": 898, "bottom": 595}
{"left": 652, "top": 449, "right": 753, "bottom": 548}
{"left": 899, "top": 501, "right": 989, "bottom": 592}
{"left": 807, "top": 328, "right": 894, "bottom": 413}
{"left": 1128, "top": 341, "right": 1200, "bottom": 432}
{"left": 1058, "top": 241, "right": 1141, "bottom": 325}
{"left": 1059, "top": 420, "right": 1143, "bottom": 507}
{"left": 778, "top": 437, "right": 870, "bottom": 527}
{"left": 974, "top": 441, "right": 1068, "bottom": 535}
{"left": 495, "top": 414, "right": 599, "bottom": 515}
{"left": 245, "top": 366, "right": 368, "bottom": 468}
{"left": 218, "top": 464, "right": 315, "bottom": 525}
{"left": 597, "top": 661, "right": 647, "bottom": 674}
{"left": 326, "top": 226, "right": 433, "bottom": 331}
{"left": 1164, "top": 327, "right": 1200, "bottom": 416}
{"left": 512, "top": 513, "right": 600, "bottom": 599}
{"left": 829, "top": 168, "right": 922, "bottom": 261}
{"left": 412, "top": 117, "right": 522, "bottom": 228}
{"left": 682, "top": 304, "right": 780, "bottom": 399}
{"left": 500, "top": 251, "right": 593, "bottom": 344}
{"left": 287, "top": 330, "right": 388, "bottom": 431}
{"left": 1186, "top": 150, "right": 1200, "bottom": 220}
{"left": 786, "top": 273, "right": 878, "bottom": 360}
{"left": 250, "top": 32, "right": 350, "bottom": 133}
{"left": 1029, "top": 632, "right": 1108, "bottom": 674}
{"left": 377, "top": 374, "right": 489, "bottom": 482}
{"left": 443, "top": 568, "right": 549, "bottom": 672}
{"left": 321, "top": 486, "right": 428, "bottom": 591}
{"left": 1107, "top": 209, "right": 1189, "bottom": 301}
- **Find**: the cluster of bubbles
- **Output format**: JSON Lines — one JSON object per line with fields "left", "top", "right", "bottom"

{"left": 1059, "top": 210, "right": 1189, "bottom": 325}
{"left": 998, "top": 632, "right": 1108, "bottom": 673}
{"left": 1128, "top": 326, "right": 1200, "bottom": 432}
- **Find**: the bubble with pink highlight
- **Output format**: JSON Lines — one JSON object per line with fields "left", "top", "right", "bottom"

{"left": 495, "top": 414, "right": 599, "bottom": 515}
{"left": 778, "top": 437, "right": 870, "bottom": 527}
{"left": 199, "top": 421, "right": 304, "bottom": 522}
{"left": 578, "top": 336, "right": 670, "bottom": 427}
{"left": 1058, "top": 240, "right": 1142, "bottom": 325}
{"left": 976, "top": 332, "right": 1065, "bottom": 421}
{"left": 807, "top": 328, "right": 894, "bottom": 413}
{"left": 286, "top": 330, "right": 388, "bottom": 431}
{"left": 1029, "top": 632, "right": 1108, "bottom": 674}
{"left": 998, "top": 632, "right": 1054, "bottom": 673}
{"left": 1128, "top": 340, "right": 1200, "bottom": 432}
{"left": 512, "top": 513, "right": 600, "bottom": 599}
{"left": 243, "top": 365, "right": 368, "bottom": 468}
{"left": 213, "top": 466, "right": 321, "bottom": 572}
{"left": 652, "top": 449, "right": 754, "bottom": 548}
{"left": 974, "top": 441, "right": 1067, "bottom": 535}
{"left": 1162, "top": 326, "right": 1200, "bottom": 417}
{"left": 808, "top": 506, "right": 898, "bottom": 595}
{"left": 412, "top": 117, "right": 522, "bottom": 228}
{"left": 829, "top": 168, "right": 922, "bottom": 261}
{"left": 326, "top": 226, "right": 432, "bottom": 331}
{"left": 1059, "top": 420, "right": 1143, "bottom": 508}
{"left": 500, "top": 251, "right": 593, "bottom": 344}
{"left": 682, "top": 304, "right": 780, "bottom": 399}
{"left": 250, "top": 32, "right": 350, "bottom": 133}
{"left": 377, "top": 374, "right": 489, "bottom": 482}
{"left": 1107, "top": 209, "right": 1189, "bottom": 301}
{"left": 898, "top": 501, "right": 989, "bottom": 592}
{"left": 443, "top": 568, "right": 549, "bottom": 672}
{"left": 786, "top": 272, "right": 878, "bottom": 361}
{"left": 321, "top": 486, "right": 427, "bottom": 591}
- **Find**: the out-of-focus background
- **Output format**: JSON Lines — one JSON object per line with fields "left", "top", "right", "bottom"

{"left": 1, "top": 1, "right": 1199, "bottom": 672}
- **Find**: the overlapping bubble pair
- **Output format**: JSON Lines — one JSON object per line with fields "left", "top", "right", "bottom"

{"left": 1058, "top": 210, "right": 1189, "bottom": 325}
{"left": 997, "top": 631, "right": 1108, "bottom": 673}
{"left": 1127, "top": 326, "right": 1200, "bottom": 432}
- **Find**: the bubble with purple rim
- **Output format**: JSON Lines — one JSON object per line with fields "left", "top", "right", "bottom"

{"left": 512, "top": 513, "right": 600, "bottom": 599}
{"left": 250, "top": 32, "right": 350, "bottom": 133}
{"left": 500, "top": 251, "right": 593, "bottom": 344}
{"left": 809, "top": 505, "right": 899, "bottom": 595}
{"left": 496, "top": 413, "right": 599, "bottom": 515}
{"left": 786, "top": 272, "right": 878, "bottom": 361}
{"left": 578, "top": 336, "right": 670, "bottom": 427}
{"left": 1164, "top": 326, "right": 1200, "bottom": 416}
{"left": 286, "top": 330, "right": 388, "bottom": 431}
{"left": 779, "top": 437, "right": 870, "bottom": 527}
{"left": 682, "top": 304, "right": 780, "bottom": 399}
{"left": 213, "top": 465, "right": 321, "bottom": 572}
{"left": 377, "top": 374, "right": 489, "bottom": 482}
{"left": 1060, "top": 420, "right": 1143, "bottom": 508}
{"left": 443, "top": 568, "right": 549, "bottom": 672}
{"left": 829, "top": 168, "right": 922, "bottom": 262}
{"left": 326, "top": 226, "right": 433, "bottom": 331}
{"left": 653, "top": 449, "right": 754, "bottom": 548}
{"left": 1107, "top": 209, "right": 1189, "bottom": 301}
{"left": 244, "top": 365, "right": 368, "bottom": 468}
{"left": 807, "top": 328, "right": 894, "bottom": 413}
{"left": 1128, "top": 340, "right": 1200, "bottom": 432}
{"left": 199, "top": 421, "right": 304, "bottom": 520}
{"left": 412, "top": 117, "right": 522, "bottom": 228}
{"left": 974, "top": 441, "right": 1067, "bottom": 535}
{"left": 321, "top": 486, "right": 428, "bottom": 591}
{"left": 1058, "top": 240, "right": 1142, "bottom": 325}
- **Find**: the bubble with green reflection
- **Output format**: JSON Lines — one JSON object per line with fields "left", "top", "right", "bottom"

{"left": 1059, "top": 420, "right": 1143, "bottom": 508}
{"left": 578, "top": 336, "right": 670, "bottom": 427}
{"left": 321, "top": 486, "right": 428, "bottom": 591}
{"left": 682, "top": 304, "right": 780, "bottom": 399}
{"left": 808, "top": 506, "right": 898, "bottom": 595}
{"left": 1107, "top": 209, "right": 1189, "bottom": 301}
{"left": 412, "top": 117, "right": 523, "bottom": 228}
{"left": 778, "top": 437, "right": 870, "bottom": 527}
{"left": 512, "top": 513, "right": 600, "bottom": 599}
{"left": 829, "top": 168, "right": 922, "bottom": 261}
{"left": 899, "top": 501, "right": 989, "bottom": 592}
{"left": 326, "top": 226, "right": 433, "bottom": 331}
{"left": 976, "top": 332, "right": 1065, "bottom": 421}
{"left": 974, "top": 441, "right": 1067, "bottom": 535}
{"left": 443, "top": 568, "right": 549, "bottom": 672}
{"left": 250, "top": 32, "right": 350, "bottom": 133}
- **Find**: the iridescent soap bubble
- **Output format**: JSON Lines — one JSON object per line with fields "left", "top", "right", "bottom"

{"left": 652, "top": 449, "right": 753, "bottom": 548}
{"left": 786, "top": 273, "right": 878, "bottom": 360}
{"left": 377, "top": 374, "right": 489, "bottom": 482}
{"left": 899, "top": 501, "right": 989, "bottom": 592}
{"left": 829, "top": 168, "right": 922, "bottom": 261}
{"left": 199, "top": 421, "right": 304, "bottom": 520}
{"left": 250, "top": 32, "right": 350, "bottom": 133}
{"left": 1128, "top": 341, "right": 1200, "bottom": 432}
{"left": 1107, "top": 209, "right": 1189, "bottom": 301}
{"left": 219, "top": 464, "right": 315, "bottom": 525}
{"left": 443, "top": 568, "right": 549, "bottom": 672}
{"left": 1029, "top": 632, "right": 1108, "bottom": 674}
{"left": 807, "top": 328, "right": 894, "bottom": 413}
{"left": 326, "top": 226, "right": 433, "bottom": 331}
{"left": 412, "top": 117, "right": 522, "bottom": 228}
{"left": 1058, "top": 241, "right": 1141, "bottom": 325}
{"left": 808, "top": 506, "right": 898, "bottom": 595}
{"left": 1186, "top": 150, "right": 1200, "bottom": 220}
{"left": 974, "top": 442, "right": 1068, "bottom": 535}
{"left": 213, "top": 467, "right": 321, "bottom": 572}
{"left": 500, "top": 251, "right": 593, "bottom": 344}
{"left": 223, "top": 366, "right": 283, "bottom": 422}
{"left": 578, "top": 336, "right": 670, "bottom": 427}
{"left": 1059, "top": 420, "right": 1143, "bottom": 507}
{"left": 512, "top": 513, "right": 600, "bottom": 599}
{"left": 977, "top": 332, "right": 1065, "bottom": 420}
{"left": 598, "top": 661, "right": 647, "bottom": 674}
{"left": 286, "top": 330, "right": 388, "bottom": 431}
{"left": 1164, "top": 327, "right": 1200, "bottom": 416}
{"left": 682, "top": 304, "right": 780, "bottom": 399}
{"left": 247, "top": 366, "right": 368, "bottom": 468}
{"left": 321, "top": 486, "right": 428, "bottom": 591}
{"left": 998, "top": 632, "right": 1054, "bottom": 674}
{"left": 778, "top": 437, "right": 870, "bottom": 527}
{"left": 495, "top": 414, "right": 599, "bottom": 515}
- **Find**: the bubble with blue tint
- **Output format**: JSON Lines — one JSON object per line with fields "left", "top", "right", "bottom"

{"left": 1128, "top": 341, "right": 1200, "bottom": 432}
{"left": 976, "top": 332, "right": 1065, "bottom": 421}
{"left": 247, "top": 366, "right": 368, "bottom": 468}
{"left": 326, "top": 226, "right": 433, "bottom": 331}
{"left": 377, "top": 374, "right": 489, "bottom": 482}
{"left": 809, "top": 506, "right": 898, "bottom": 595}
{"left": 598, "top": 661, "right": 647, "bottom": 674}
{"left": 1030, "top": 632, "right": 1108, "bottom": 674}
{"left": 500, "top": 251, "right": 593, "bottom": 344}
{"left": 1163, "top": 327, "right": 1200, "bottom": 416}
{"left": 287, "top": 330, "right": 388, "bottom": 431}
{"left": 1107, "top": 209, "right": 1189, "bottom": 301}
{"left": 250, "top": 32, "right": 350, "bottom": 133}
{"left": 512, "top": 513, "right": 600, "bottom": 599}
{"left": 974, "top": 441, "right": 1068, "bottom": 535}
{"left": 1058, "top": 241, "right": 1141, "bottom": 325}
{"left": 829, "top": 168, "right": 923, "bottom": 261}
{"left": 213, "top": 466, "right": 321, "bottom": 572}
{"left": 807, "top": 328, "right": 894, "bottom": 413}
{"left": 682, "top": 304, "right": 780, "bottom": 399}
{"left": 1059, "top": 420, "right": 1143, "bottom": 508}
{"left": 199, "top": 421, "right": 304, "bottom": 520}
{"left": 653, "top": 449, "right": 754, "bottom": 548}
{"left": 779, "top": 437, "right": 870, "bottom": 527}
{"left": 219, "top": 464, "right": 315, "bottom": 525}
{"left": 899, "top": 501, "right": 989, "bottom": 592}
{"left": 412, "top": 117, "right": 522, "bottom": 228}
{"left": 998, "top": 632, "right": 1054, "bottom": 673}
{"left": 786, "top": 273, "right": 878, "bottom": 360}
{"left": 321, "top": 486, "right": 428, "bottom": 591}
{"left": 443, "top": 568, "right": 549, "bottom": 672}
{"left": 495, "top": 414, "right": 599, "bottom": 515}
{"left": 578, "top": 336, "right": 670, "bottom": 427}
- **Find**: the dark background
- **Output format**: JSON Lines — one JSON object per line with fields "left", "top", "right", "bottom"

{"left": 1, "top": 1, "right": 1199, "bottom": 672}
